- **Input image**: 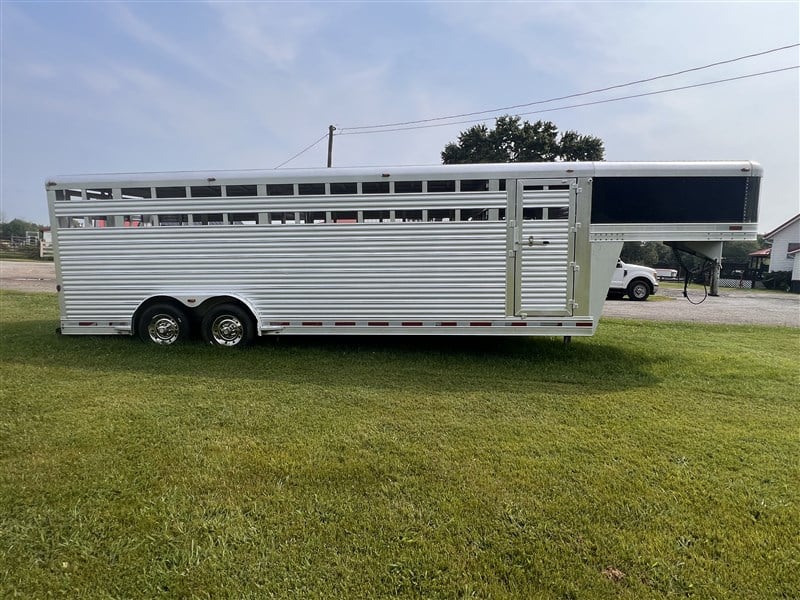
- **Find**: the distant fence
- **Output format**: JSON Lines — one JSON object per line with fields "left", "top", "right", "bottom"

{"left": 0, "top": 235, "right": 53, "bottom": 260}
{"left": 719, "top": 278, "right": 753, "bottom": 289}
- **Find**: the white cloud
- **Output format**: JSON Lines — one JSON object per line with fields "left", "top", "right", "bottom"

{"left": 210, "top": 3, "right": 328, "bottom": 71}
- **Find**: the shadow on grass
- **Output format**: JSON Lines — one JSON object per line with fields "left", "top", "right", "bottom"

{"left": 1, "top": 317, "right": 663, "bottom": 395}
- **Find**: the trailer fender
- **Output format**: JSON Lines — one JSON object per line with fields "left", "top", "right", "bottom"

{"left": 133, "top": 294, "right": 264, "bottom": 335}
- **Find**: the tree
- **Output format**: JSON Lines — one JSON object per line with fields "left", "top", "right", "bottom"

{"left": 441, "top": 115, "right": 604, "bottom": 164}
{"left": 0, "top": 218, "right": 43, "bottom": 239}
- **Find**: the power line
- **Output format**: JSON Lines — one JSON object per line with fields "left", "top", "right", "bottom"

{"left": 337, "top": 65, "right": 799, "bottom": 136}
{"left": 338, "top": 43, "right": 799, "bottom": 133}
{"left": 274, "top": 131, "right": 329, "bottom": 169}
{"left": 276, "top": 45, "right": 799, "bottom": 167}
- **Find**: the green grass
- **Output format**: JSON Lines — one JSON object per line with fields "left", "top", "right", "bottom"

{"left": 1, "top": 291, "right": 798, "bottom": 599}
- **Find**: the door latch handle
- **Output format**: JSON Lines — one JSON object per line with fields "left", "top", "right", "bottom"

{"left": 528, "top": 236, "right": 550, "bottom": 246}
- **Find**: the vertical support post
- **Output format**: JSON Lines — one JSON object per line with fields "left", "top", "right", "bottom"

{"left": 710, "top": 258, "right": 721, "bottom": 296}
{"left": 327, "top": 125, "right": 336, "bottom": 168}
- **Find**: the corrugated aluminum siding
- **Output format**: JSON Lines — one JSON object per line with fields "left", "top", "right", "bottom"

{"left": 518, "top": 186, "right": 573, "bottom": 314}
{"left": 55, "top": 222, "right": 509, "bottom": 322}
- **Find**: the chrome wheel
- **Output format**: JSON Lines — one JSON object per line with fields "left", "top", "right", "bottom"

{"left": 210, "top": 314, "right": 244, "bottom": 346}
{"left": 148, "top": 314, "right": 181, "bottom": 344}
{"left": 201, "top": 303, "right": 255, "bottom": 348}
{"left": 137, "top": 303, "right": 189, "bottom": 345}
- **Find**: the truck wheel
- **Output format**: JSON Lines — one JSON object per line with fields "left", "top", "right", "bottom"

{"left": 627, "top": 279, "right": 651, "bottom": 301}
{"left": 201, "top": 304, "right": 255, "bottom": 347}
{"left": 138, "top": 303, "right": 189, "bottom": 345}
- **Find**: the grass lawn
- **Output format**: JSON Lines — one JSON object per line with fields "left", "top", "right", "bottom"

{"left": 1, "top": 290, "right": 798, "bottom": 598}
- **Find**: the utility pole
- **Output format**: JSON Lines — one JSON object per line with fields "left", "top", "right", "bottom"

{"left": 327, "top": 125, "right": 336, "bottom": 168}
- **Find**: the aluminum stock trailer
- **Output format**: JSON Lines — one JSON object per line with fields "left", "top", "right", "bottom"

{"left": 46, "top": 161, "right": 761, "bottom": 347}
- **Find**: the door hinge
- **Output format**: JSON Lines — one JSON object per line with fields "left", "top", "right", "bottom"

{"left": 570, "top": 262, "right": 580, "bottom": 272}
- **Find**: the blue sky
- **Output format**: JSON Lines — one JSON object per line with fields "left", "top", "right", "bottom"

{"left": 1, "top": 1, "right": 798, "bottom": 231}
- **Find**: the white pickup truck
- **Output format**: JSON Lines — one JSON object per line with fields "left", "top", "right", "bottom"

{"left": 608, "top": 259, "right": 660, "bottom": 301}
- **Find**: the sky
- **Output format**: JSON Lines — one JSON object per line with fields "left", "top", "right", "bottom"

{"left": 1, "top": 1, "right": 798, "bottom": 232}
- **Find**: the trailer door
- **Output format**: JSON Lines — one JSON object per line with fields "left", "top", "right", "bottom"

{"left": 511, "top": 178, "right": 577, "bottom": 316}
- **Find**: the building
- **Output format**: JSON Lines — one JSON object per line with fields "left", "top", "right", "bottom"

{"left": 763, "top": 214, "right": 800, "bottom": 292}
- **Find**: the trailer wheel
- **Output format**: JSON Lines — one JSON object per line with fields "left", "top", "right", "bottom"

{"left": 138, "top": 303, "right": 189, "bottom": 345}
{"left": 627, "top": 279, "right": 651, "bottom": 301}
{"left": 201, "top": 304, "right": 255, "bottom": 348}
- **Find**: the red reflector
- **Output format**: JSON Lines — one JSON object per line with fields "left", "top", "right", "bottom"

{"left": 368, "top": 322, "right": 389, "bottom": 326}
{"left": 729, "top": 225, "right": 743, "bottom": 230}
{"left": 401, "top": 322, "right": 422, "bottom": 326}
{"left": 270, "top": 322, "right": 289, "bottom": 326}
{"left": 470, "top": 322, "right": 492, "bottom": 327}
{"left": 440, "top": 322, "right": 457, "bottom": 327}
{"left": 334, "top": 322, "right": 355, "bottom": 326}
{"left": 78, "top": 322, "right": 96, "bottom": 326}
{"left": 577, "top": 322, "right": 593, "bottom": 327}
{"left": 302, "top": 322, "right": 322, "bottom": 326}
{"left": 511, "top": 322, "right": 528, "bottom": 327}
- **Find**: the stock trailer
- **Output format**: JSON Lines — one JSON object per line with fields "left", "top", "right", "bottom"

{"left": 46, "top": 161, "right": 760, "bottom": 347}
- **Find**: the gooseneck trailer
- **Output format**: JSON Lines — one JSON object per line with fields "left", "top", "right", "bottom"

{"left": 46, "top": 161, "right": 761, "bottom": 346}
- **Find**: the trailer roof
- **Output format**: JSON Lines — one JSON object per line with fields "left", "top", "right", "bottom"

{"left": 46, "top": 161, "right": 762, "bottom": 189}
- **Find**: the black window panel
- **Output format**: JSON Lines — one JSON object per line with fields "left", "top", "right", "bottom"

{"left": 523, "top": 207, "right": 544, "bottom": 221}
{"left": 362, "top": 181, "right": 390, "bottom": 194}
{"left": 499, "top": 180, "right": 507, "bottom": 191}
{"left": 427, "top": 180, "right": 456, "bottom": 193}
{"left": 86, "top": 188, "right": 112, "bottom": 200}
{"left": 331, "top": 182, "right": 357, "bottom": 195}
{"left": 591, "top": 176, "right": 759, "bottom": 224}
{"left": 299, "top": 183, "right": 325, "bottom": 195}
{"left": 332, "top": 211, "right": 358, "bottom": 222}
{"left": 227, "top": 185, "right": 257, "bottom": 197}
{"left": 460, "top": 208, "right": 489, "bottom": 221}
{"left": 192, "top": 213, "right": 224, "bottom": 225}
{"left": 158, "top": 214, "right": 188, "bottom": 226}
{"left": 191, "top": 186, "right": 222, "bottom": 197}
{"left": 230, "top": 213, "right": 258, "bottom": 224}
{"left": 155, "top": 186, "right": 187, "bottom": 199}
{"left": 394, "top": 181, "right": 423, "bottom": 193}
{"left": 364, "top": 210, "right": 390, "bottom": 222}
{"left": 122, "top": 187, "right": 152, "bottom": 199}
{"left": 299, "top": 211, "right": 326, "bottom": 224}
{"left": 396, "top": 210, "right": 423, "bottom": 221}
{"left": 460, "top": 179, "right": 489, "bottom": 192}
{"left": 428, "top": 209, "right": 456, "bottom": 221}
{"left": 266, "top": 184, "right": 294, "bottom": 196}
{"left": 269, "top": 212, "right": 294, "bottom": 223}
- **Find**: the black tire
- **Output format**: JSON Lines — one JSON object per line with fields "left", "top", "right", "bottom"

{"left": 627, "top": 279, "right": 651, "bottom": 301}
{"left": 201, "top": 304, "right": 256, "bottom": 348}
{"left": 137, "top": 303, "right": 190, "bottom": 345}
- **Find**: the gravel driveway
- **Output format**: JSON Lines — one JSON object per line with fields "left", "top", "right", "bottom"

{"left": 2, "top": 260, "right": 798, "bottom": 328}
{"left": 602, "top": 285, "right": 800, "bottom": 328}
{"left": 1, "top": 260, "right": 57, "bottom": 294}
